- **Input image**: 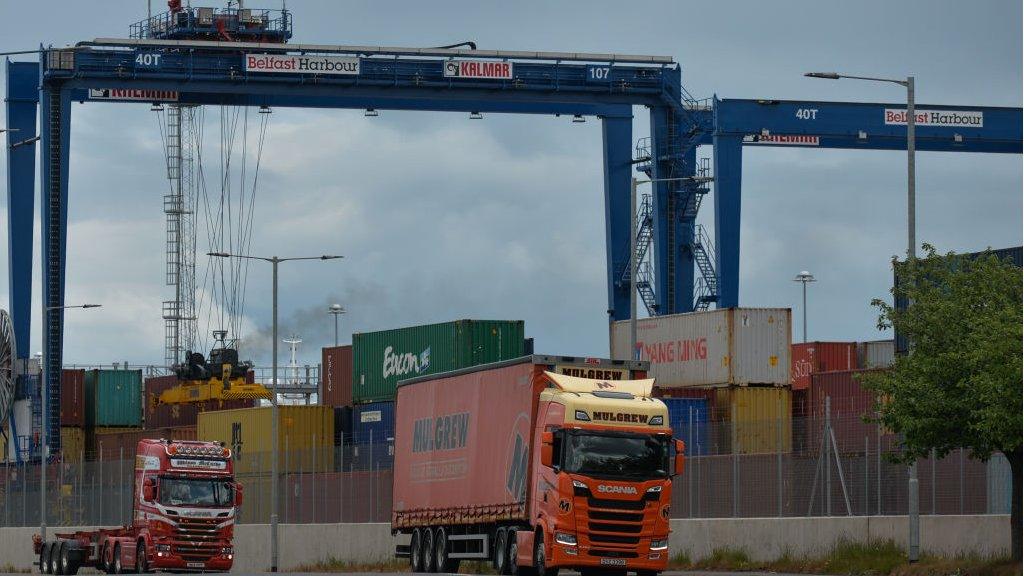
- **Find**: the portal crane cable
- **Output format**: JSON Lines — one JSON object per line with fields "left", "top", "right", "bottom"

{"left": 153, "top": 100, "right": 273, "bottom": 407}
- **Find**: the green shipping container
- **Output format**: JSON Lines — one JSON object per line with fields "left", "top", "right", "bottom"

{"left": 85, "top": 369, "right": 142, "bottom": 427}
{"left": 352, "top": 319, "right": 525, "bottom": 404}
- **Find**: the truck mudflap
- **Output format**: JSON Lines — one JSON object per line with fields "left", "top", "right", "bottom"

{"left": 515, "top": 530, "right": 536, "bottom": 567}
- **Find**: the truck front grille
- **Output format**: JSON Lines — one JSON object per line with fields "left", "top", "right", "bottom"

{"left": 588, "top": 550, "right": 639, "bottom": 558}
{"left": 589, "top": 522, "right": 643, "bottom": 534}
{"left": 588, "top": 533, "right": 641, "bottom": 545}
{"left": 173, "top": 517, "right": 222, "bottom": 561}
{"left": 587, "top": 497, "right": 645, "bottom": 511}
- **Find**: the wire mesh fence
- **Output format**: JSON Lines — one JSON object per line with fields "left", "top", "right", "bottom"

{"left": 0, "top": 413, "right": 1013, "bottom": 527}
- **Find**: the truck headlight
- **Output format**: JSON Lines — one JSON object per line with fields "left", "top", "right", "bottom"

{"left": 648, "top": 416, "right": 664, "bottom": 426}
{"left": 644, "top": 485, "right": 662, "bottom": 501}
{"left": 572, "top": 480, "right": 590, "bottom": 496}
{"left": 650, "top": 539, "right": 668, "bottom": 551}
{"left": 155, "top": 544, "right": 171, "bottom": 552}
{"left": 555, "top": 532, "right": 577, "bottom": 546}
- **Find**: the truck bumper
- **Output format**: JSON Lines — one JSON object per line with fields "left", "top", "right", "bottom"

{"left": 547, "top": 540, "right": 669, "bottom": 572}
{"left": 150, "top": 554, "right": 233, "bottom": 572}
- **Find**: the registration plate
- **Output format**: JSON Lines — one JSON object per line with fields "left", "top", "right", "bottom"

{"left": 600, "top": 558, "right": 627, "bottom": 566}
{"left": 187, "top": 562, "right": 205, "bottom": 569}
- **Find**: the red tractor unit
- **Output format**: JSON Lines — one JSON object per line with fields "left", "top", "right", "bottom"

{"left": 33, "top": 438, "right": 242, "bottom": 574}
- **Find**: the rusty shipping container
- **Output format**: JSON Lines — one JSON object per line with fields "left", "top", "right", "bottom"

{"left": 857, "top": 340, "right": 895, "bottom": 369}
{"left": 60, "top": 427, "right": 86, "bottom": 462}
{"left": 143, "top": 375, "right": 252, "bottom": 429}
{"left": 89, "top": 426, "right": 197, "bottom": 461}
{"left": 790, "top": 342, "right": 857, "bottom": 390}
{"left": 611, "top": 308, "right": 791, "bottom": 387}
{"left": 320, "top": 345, "right": 353, "bottom": 407}
{"left": 60, "top": 369, "right": 86, "bottom": 428}
{"left": 197, "top": 405, "right": 334, "bottom": 474}
{"left": 808, "top": 369, "right": 887, "bottom": 454}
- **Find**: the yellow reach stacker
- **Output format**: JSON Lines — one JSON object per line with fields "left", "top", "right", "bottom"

{"left": 157, "top": 331, "right": 272, "bottom": 406}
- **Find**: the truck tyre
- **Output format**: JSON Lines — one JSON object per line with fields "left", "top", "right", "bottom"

{"left": 49, "top": 542, "right": 62, "bottom": 575}
{"left": 410, "top": 529, "right": 424, "bottom": 572}
{"left": 58, "top": 541, "right": 73, "bottom": 575}
{"left": 433, "top": 527, "right": 459, "bottom": 573}
{"left": 39, "top": 543, "right": 50, "bottom": 574}
{"left": 136, "top": 541, "right": 149, "bottom": 574}
{"left": 534, "top": 533, "right": 556, "bottom": 576}
{"left": 494, "top": 529, "right": 508, "bottom": 575}
{"left": 112, "top": 544, "right": 123, "bottom": 574}
{"left": 421, "top": 526, "right": 437, "bottom": 573}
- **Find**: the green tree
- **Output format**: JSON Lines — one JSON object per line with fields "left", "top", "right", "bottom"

{"left": 861, "top": 245, "right": 1022, "bottom": 561}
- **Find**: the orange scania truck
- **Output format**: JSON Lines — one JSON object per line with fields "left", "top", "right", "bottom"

{"left": 392, "top": 355, "right": 684, "bottom": 576}
{"left": 33, "top": 438, "right": 241, "bottom": 574}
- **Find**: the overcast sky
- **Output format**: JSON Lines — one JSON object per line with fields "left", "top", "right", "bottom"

{"left": 1, "top": 0, "right": 1021, "bottom": 367}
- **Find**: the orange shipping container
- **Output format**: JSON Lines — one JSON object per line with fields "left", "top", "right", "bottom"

{"left": 790, "top": 342, "right": 857, "bottom": 390}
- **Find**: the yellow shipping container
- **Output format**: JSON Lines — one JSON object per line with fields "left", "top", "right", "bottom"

{"left": 60, "top": 428, "right": 86, "bottom": 462}
{"left": 714, "top": 387, "right": 792, "bottom": 454}
{"left": 198, "top": 406, "right": 334, "bottom": 475}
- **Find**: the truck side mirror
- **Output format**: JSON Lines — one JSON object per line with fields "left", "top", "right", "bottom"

{"left": 540, "top": 431, "right": 554, "bottom": 468}
{"left": 234, "top": 483, "right": 244, "bottom": 507}
{"left": 673, "top": 439, "right": 686, "bottom": 476}
{"left": 143, "top": 478, "right": 156, "bottom": 502}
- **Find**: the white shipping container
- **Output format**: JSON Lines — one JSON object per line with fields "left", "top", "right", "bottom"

{"left": 610, "top": 308, "right": 791, "bottom": 387}
{"left": 857, "top": 339, "right": 895, "bottom": 369}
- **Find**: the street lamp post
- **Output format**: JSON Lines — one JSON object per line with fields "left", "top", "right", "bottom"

{"left": 792, "top": 271, "right": 816, "bottom": 343}
{"left": 805, "top": 71, "right": 918, "bottom": 562}
{"left": 208, "top": 252, "right": 341, "bottom": 573}
{"left": 39, "top": 303, "right": 101, "bottom": 543}
{"left": 328, "top": 304, "right": 345, "bottom": 347}
{"left": 627, "top": 176, "right": 713, "bottom": 359}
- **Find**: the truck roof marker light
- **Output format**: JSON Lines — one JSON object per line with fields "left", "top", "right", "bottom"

{"left": 574, "top": 410, "right": 591, "bottom": 421}
{"left": 648, "top": 415, "right": 664, "bottom": 426}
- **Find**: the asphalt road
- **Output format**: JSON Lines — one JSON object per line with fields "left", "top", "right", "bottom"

{"left": 0, "top": 572, "right": 828, "bottom": 576}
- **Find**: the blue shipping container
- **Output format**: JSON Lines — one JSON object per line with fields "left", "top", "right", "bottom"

{"left": 351, "top": 401, "right": 395, "bottom": 470}
{"left": 662, "top": 397, "right": 709, "bottom": 456}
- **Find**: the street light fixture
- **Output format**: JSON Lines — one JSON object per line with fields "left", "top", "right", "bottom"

{"left": 328, "top": 304, "right": 345, "bottom": 347}
{"left": 207, "top": 251, "right": 341, "bottom": 573}
{"left": 805, "top": 70, "right": 919, "bottom": 563}
{"left": 792, "top": 271, "right": 816, "bottom": 343}
{"left": 38, "top": 303, "right": 101, "bottom": 543}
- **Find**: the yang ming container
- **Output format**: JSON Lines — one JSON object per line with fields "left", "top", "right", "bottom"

{"left": 197, "top": 405, "right": 334, "bottom": 474}
{"left": 352, "top": 319, "right": 525, "bottom": 404}
{"left": 84, "top": 369, "right": 142, "bottom": 427}
{"left": 790, "top": 342, "right": 857, "bottom": 390}
{"left": 320, "top": 345, "right": 353, "bottom": 407}
{"left": 611, "top": 308, "right": 791, "bottom": 387}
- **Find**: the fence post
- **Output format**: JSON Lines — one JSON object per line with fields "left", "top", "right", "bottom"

{"left": 4, "top": 458, "right": 9, "bottom": 526}
{"left": 21, "top": 460, "right": 26, "bottom": 526}
{"left": 931, "top": 448, "right": 936, "bottom": 515}
{"left": 876, "top": 422, "right": 882, "bottom": 516}
{"left": 688, "top": 405, "right": 696, "bottom": 518}
{"left": 731, "top": 401, "right": 738, "bottom": 519}
{"left": 959, "top": 447, "right": 965, "bottom": 515}
{"left": 284, "top": 435, "right": 290, "bottom": 524}
{"left": 825, "top": 395, "right": 831, "bottom": 517}
{"left": 98, "top": 444, "right": 103, "bottom": 526}
{"left": 312, "top": 434, "right": 317, "bottom": 524}
{"left": 777, "top": 395, "right": 783, "bottom": 518}
{"left": 864, "top": 436, "right": 869, "bottom": 516}
{"left": 119, "top": 446, "right": 125, "bottom": 526}
{"left": 339, "top": 433, "right": 344, "bottom": 524}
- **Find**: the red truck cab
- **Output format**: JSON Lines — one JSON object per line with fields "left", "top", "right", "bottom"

{"left": 33, "top": 438, "right": 242, "bottom": 574}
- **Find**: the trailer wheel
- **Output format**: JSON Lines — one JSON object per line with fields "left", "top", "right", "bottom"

{"left": 494, "top": 529, "right": 508, "bottom": 575}
{"left": 61, "top": 542, "right": 80, "bottom": 576}
{"left": 421, "top": 527, "right": 437, "bottom": 573}
{"left": 434, "top": 527, "right": 459, "bottom": 573}
{"left": 410, "top": 529, "right": 424, "bottom": 572}
{"left": 506, "top": 530, "right": 524, "bottom": 576}
{"left": 39, "top": 543, "right": 50, "bottom": 574}
{"left": 113, "top": 544, "right": 123, "bottom": 574}
{"left": 49, "top": 542, "right": 62, "bottom": 575}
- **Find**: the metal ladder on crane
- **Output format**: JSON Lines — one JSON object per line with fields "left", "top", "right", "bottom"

{"left": 44, "top": 92, "right": 64, "bottom": 456}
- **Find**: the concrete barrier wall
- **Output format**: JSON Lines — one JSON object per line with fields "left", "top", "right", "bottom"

{"left": 0, "top": 515, "right": 1010, "bottom": 572}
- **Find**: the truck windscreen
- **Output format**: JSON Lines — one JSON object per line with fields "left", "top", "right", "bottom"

{"left": 160, "top": 477, "right": 235, "bottom": 507}
{"left": 563, "top": 431, "right": 669, "bottom": 480}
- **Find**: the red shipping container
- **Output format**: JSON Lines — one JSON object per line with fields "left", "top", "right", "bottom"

{"left": 807, "top": 369, "right": 886, "bottom": 454}
{"left": 791, "top": 342, "right": 857, "bottom": 390}
{"left": 320, "top": 345, "right": 353, "bottom": 407}
{"left": 59, "top": 369, "right": 86, "bottom": 427}
{"left": 144, "top": 375, "right": 253, "bottom": 429}
{"left": 90, "top": 425, "right": 197, "bottom": 460}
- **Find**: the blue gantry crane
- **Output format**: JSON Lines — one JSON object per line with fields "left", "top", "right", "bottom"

{"left": 4, "top": 5, "right": 1022, "bottom": 453}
